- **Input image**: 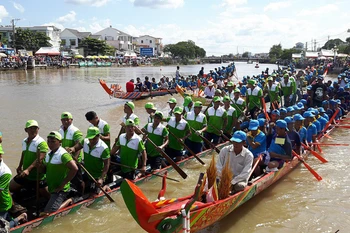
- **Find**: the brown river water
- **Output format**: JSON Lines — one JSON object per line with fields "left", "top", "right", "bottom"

{"left": 0, "top": 62, "right": 349, "bottom": 233}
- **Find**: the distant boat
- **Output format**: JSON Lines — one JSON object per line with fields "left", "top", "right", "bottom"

{"left": 255, "top": 63, "right": 259, "bottom": 68}
{"left": 247, "top": 60, "right": 253, "bottom": 64}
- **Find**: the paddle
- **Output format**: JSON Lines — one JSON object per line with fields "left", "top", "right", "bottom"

{"left": 167, "top": 130, "right": 206, "bottom": 165}
{"left": 248, "top": 153, "right": 263, "bottom": 180}
{"left": 230, "top": 98, "right": 249, "bottom": 121}
{"left": 310, "top": 143, "right": 349, "bottom": 146}
{"left": 334, "top": 125, "right": 350, "bottom": 129}
{"left": 72, "top": 157, "right": 115, "bottom": 202}
{"left": 292, "top": 151, "right": 322, "bottom": 181}
{"left": 110, "top": 161, "right": 179, "bottom": 182}
{"left": 35, "top": 151, "right": 40, "bottom": 216}
{"left": 207, "top": 122, "right": 230, "bottom": 141}
{"left": 203, "top": 100, "right": 213, "bottom": 114}
{"left": 318, "top": 109, "right": 339, "bottom": 140}
{"left": 188, "top": 125, "right": 220, "bottom": 154}
{"left": 301, "top": 142, "right": 328, "bottom": 163}
{"left": 133, "top": 127, "right": 188, "bottom": 179}
{"left": 260, "top": 97, "right": 270, "bottom": 121}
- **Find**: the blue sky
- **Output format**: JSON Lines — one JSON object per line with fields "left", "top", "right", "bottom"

{"left": 1, "top": 0, "right": 350, "bottom": 55}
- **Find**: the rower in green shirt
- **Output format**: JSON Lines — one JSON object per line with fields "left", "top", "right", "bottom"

{"left": 111, "top": 119, "right": 147, "bottom": 180}
{"left": 264, "top": 77, "right": 281, "bottom": 108}
{"left": 223, "top": 96, "right": 236, "bottom": 139}
{"left": 246, "top": 79, "right": 263, "bottom": 119}
{"left": 43, "top": 131, "right": 78, "bottom": 214}
{"left": 231, "top": 88, "right": 246, "bottom": 120}
{"left": 165, "top": 106, "right": 191, "bottom": 162}
{"left": 281, "top": 74, "right": 293, "bottom": 106}
{"left": 85, "top": 111, "right": 111, "bottom": 149}
{"left": 142, "top": 111, "right": 169, "bottom": 170}
{"left": 10, "top": 120, "right": 49, "bottom": 195}
{"left": 144, "top": 102, "right": 157, "bottom": 123}
{"left": 185, "top": 101, "right": 207, "bottom": 153}
{"left": 205, "top": 96, "right": 228, "bottom": 145}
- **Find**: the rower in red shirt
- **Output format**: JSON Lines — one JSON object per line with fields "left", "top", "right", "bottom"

{"left": 126, "top": 79, "right": 135, "bottom": 92}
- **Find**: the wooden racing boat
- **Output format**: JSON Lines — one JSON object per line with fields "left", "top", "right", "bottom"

{"left": 10, "top": 141, "right": 230, "bottom": 233}
{"left": 99, "top": 79, "right": 177, "bottom": 100}
{"left": 120, "top": 117, "right": 344, "bottom": 233}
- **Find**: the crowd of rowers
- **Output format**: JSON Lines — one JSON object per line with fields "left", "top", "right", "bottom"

{"left": 0, "top": 65, "right": 349, "bottom": 228}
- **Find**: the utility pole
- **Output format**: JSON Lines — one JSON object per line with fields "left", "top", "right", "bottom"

{"left": 11, "top": 18, "right": 20, "bottom": 52}
{"left": 314, "top": 39, "right": 317, "bottom": 51}
{"left": 305, "top": 42, "right": 308, "bottom": 51}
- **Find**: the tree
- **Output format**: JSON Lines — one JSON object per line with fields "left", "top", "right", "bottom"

{"left": 163, "top": 40, "right": 206, "bottom": 59}
{"left": 242, "top": 52, "right": 250, "bottom": 58}
{"left": 79, "top": 37, "right": 112, "bottom": 56}
{"left": 295, "top": 42, "right": 304, "bottom": 50}
{"left": 280, "top": 48, "right": 300, "bottom": 60}
{"left": 322, "top": 38, "right": 345, "bottom": 50}
{"left": 269, "top": 44, "right": 282, "bottom": 60}
{"left": 11, "top": 28, "right": 52, "bottom": 51}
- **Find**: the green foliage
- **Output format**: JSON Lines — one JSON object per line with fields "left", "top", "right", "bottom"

{"left": 280, "top": 48, "right": 300, "bottom": 60}
{"left": 269, "top": 44, "right": 282, "bottom": 60}
{"left": 79, "top": 37, "right": 114, "bottom": 56}
{"left": 322, "top": 38, "right": 345, "bottom": 50}
{"left": 242, "top": 52, "right": 250, "bottom": 58}
{"left": 163, "top": 40, "right": 206, "bottom": 59}
{"left": 12, "top": 28, "right": 52, "bottom": 51}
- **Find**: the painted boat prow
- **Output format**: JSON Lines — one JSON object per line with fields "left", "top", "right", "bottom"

{"left": 121, "top": 179, "right": 161, "bottom": 233}
{"left": 99, "top": 79, "right": 113, "bottom": 95}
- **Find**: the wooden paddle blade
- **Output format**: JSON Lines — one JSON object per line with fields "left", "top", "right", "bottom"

{"left": 335, "top": 125, "right": 350, "bottom": 129}
{"left": 311, "top": 143, "right": 349, "bottom": 146}
{"left": 309, "top": 149, "right": 328, "bottom": 163}
{"left": 292, "top": 151, "right": 322, "bottom": 181}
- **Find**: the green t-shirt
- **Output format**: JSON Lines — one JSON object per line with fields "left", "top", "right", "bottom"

{"left": 143, "top": 123, "right": 168, "bottom": 157}
{"left": 116, "top": 133, "right": 145, "bottom": 173}
{"left": 290, "top": 77, "right": 297, "bottom": 93}
{"left": 206, "top": 107, "right": 228, "bottom": 135}
{"left": 22, "top": 135, "right": 49, "bottom": 181}
{"left": 81, "top": 138, "right": 110, "bottom": 179}
{"left": 185, "top": 112, "right": 207, "bottom": 143}
{"left": 123, "top": 113, "right": 140, "bottom": 126}
{"left": 247, "top": 87, "right": 263, "bottom": 110}
{"left": 0, "top": 162, "right": 12, "bottom": 212}
{"left": 0, "top": 144, "right": 3, "bottom": 155}
{"left": 281, "top": 81, "right": 292, "bottom": 96}
{"left": 59, "top": 125, "right": 84, "bottom": 162}
{"left": 44, "top": 147, "right": 72, "bottom": 193}
{"left": 231, "top": 98, "right": 246, "bottom": 118}
{"left": 266, "top": 83, "right": 280, "bottom": 102}
{"left": 167, "top": 118, "right": 190, "bottom": 150}
{"left": 224, "top": 106, "right": 236, "bottom": 134}
{"left": 91, "top": 119, "right": 111, "bottom": 149}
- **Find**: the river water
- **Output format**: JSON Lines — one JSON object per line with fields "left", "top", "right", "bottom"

{"left": 0, "top": 62, "right": 349, "bottom": 233}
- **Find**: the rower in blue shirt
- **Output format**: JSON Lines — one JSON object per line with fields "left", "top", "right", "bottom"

{"left": 303, "top": 111, "right": 317, "bottom": 144}
{"left": 308, "top": 108, "right": 321, "bottom": 134}
{"left": 267, "top": 120, "right": 292, "bottom": 171}
{"left": 315, "top": 108, "right": 327, "bottom": 131}
{"left": 285, "top": 117, "right": 301, "bottom": 155}
{"left": 318, "top": 107, "right": 329, "bottom": 121}
{"left": 294, "top": 114, "right": 307, "bottom": 143}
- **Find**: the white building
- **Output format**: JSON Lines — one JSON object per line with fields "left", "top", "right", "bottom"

{"left": 60, "top": 28, "right": 92, "bottom": 49}
{"left": 135, "top": 35, "right": 163, "bottom": 56}
{"left": 93, "top": 26, "right": 134, "bottom": 52}
{"left": 0, "top": 25, "right": 61, "bottom": 48}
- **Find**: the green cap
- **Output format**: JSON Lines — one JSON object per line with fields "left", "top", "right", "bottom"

{"left": 284, "top": 73, "right": 289, "bottom": 78}
{"left": 173, "top": 106, "right": 183, "bottom": 114}
{"left": 145, "top": 102, "right": 156, "bottom": 110}
{"left": 247, "top": 79, "right": 256, "bottom": 85}
{"left": 267, "top": 77, "right": 273, "bottom": 81}
{"left": 271, "top": 73, "right": 277, "bottom": 77}
{"left": 183, "top": 96, "right": 193, "bottom": 107}
{"left": 125, "top": 101, "right": 135, "bottom": 111}
{"left": 61, "top": 112, "right": 73, "bottom": 119}
{"left": 234, "top": 88, "right": 240, "bottom": 93}
{"left": 47, "top": 131, "right": 62, "bottom": 140}
{"left": 215, "top": 89, "right": 222, "bottom": 94}
{"left": 154, "top": 111, "right": 164, "bottom": 119}
{"left": 167, "top": 97, "right": 177, "bottom": 104}
{"left": 125, "top": 119, "right": 135, "bottom": 126}
{"left": 194, "top": 101, "right": 203, "bottom": 107}
{"left": 213, "top": 96, "right": 221, "bottom": 102}
{"left": 25, "top": 120, "right": 39, "bottom": 128}
{"left": 86, "top": 127, "right": 100, "bottom": 139}
{"left": 226, "top": 81, "right": 234, "bottom": 87}
{"left": 223, "top": 96, "right": 231, "bottom": 102}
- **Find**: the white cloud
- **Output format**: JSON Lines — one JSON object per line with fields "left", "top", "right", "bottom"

{"left": 89, "top": 19, "right": 112, "bottom": 33}
{"left": 298, "top": 4, "right": 338, "bottom": 16}
{"left": 131, "top": 0, "right": 184, "bottom": 9}
{"left": 13, "top": 2, "right": 25, "bottom": 13}
{"left": 64, "top": 0, "right": 110, "bottom": 7}
{"left": 264, "top": 1, "right": 291, "bottom": 12}
{"left": 221, "top": 0, "right": 247, "bottom": 7}
{"left": 42, "top": 22, "right": 65, "bottom": 30}
{"left": 57, "top": 11, "right": 76, "bottom": 23}
{"left": 0, "top": 5, "right": 9, "bottom": 22}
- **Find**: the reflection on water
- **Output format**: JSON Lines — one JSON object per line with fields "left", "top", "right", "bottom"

{"left": 0, "top": 63, "right": 349, "bottom": 233}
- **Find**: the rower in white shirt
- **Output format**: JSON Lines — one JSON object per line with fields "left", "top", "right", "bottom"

{"left": 204, "top": 81, "right": 216, "bottom": 99}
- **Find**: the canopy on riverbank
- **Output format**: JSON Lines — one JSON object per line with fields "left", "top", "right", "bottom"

{"left": 35, "top": 47, "right": 60, "bottom": 56}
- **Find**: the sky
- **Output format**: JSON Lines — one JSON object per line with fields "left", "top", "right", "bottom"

{"left": 0, "top": 0, "right": 350, "bottom": 55}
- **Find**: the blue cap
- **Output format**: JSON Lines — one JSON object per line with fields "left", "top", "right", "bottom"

{"left": 303, "top": 111, "right": 315, "bottom": 118}
{"left": 307, "top": 85, "right": 312, "bottom": 90}
{"left": 339, "top": 87, "right": 344, "bottom": 92}
{"left": 257, "top": 113, "right": 266, "bottom": 119}
{"left": 293, "top": 105, "right": 299, "bottom": 111}
{"left": 297, "top": 102, "right": 304, "bottom": 108}
{"left": 271, "top": 109, "right": 280, "bottom": 116}
{"left": 318, "top": 107, "right": 326, "bottom": 113}
{"left": 284, "top": 116, "right": 294, "bottom": 124}
{"left": 248, "top": 120, "right": 259, "bottom": 130}
{"left": 313, "top": 109, "right": 319, "bottom": 115}
{"left": 330, "top": 99, "right": 337, "bottom": 105}
{"left": 230, "top": 130, "right": 247, "bottom": 143}
{"left": 336, "top": 99, "right": 341, "bottom": 104}
{"left": 287, "top": 107, "right": 294, "bottom": 112}
{"left": 258, "top": 118, "right": 266, "bottom": 127}
{"left": 317, "top": 75, "right": 324, "bottom": 80}
{"left": 276, "top": 120, "right": 288, "bottom": 130}
{"left": 293, "top": 114, "right": 305, "bottom": 121}
{"left": 280, "top": 108, "right": 287, "bottom": 113}
{"left": 322, "top": 100, "right": 329, "bottom": 105}
{"left": 300, "top": 99, "right": 307, "bottom": 104}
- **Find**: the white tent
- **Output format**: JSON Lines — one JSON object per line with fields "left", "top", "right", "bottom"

{"left": 320, "top": 49, "right": 336, "bottom": 57}
{"left": 292, "top": 53, "right": 302, "bottom": 59}
{"left": 305, "top": 51, "right": 319, "bottom": 58}
{"left": 35, "top": 47, "right": 60, "bottom": 56}
{"left": 124, "top": 51, "right": 137, "bottom": 58}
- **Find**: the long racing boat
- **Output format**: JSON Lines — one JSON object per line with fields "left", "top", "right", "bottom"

{"left": 10, "top": 141, "right": 230, "bottom": 233}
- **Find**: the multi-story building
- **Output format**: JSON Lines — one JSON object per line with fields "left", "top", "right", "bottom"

{"left": 135, "top": 35, "right": 162, "bottom": 56}
{"left": 60, "top": 28, "right": 92, "bottom": 50}
{"left": 0, "top": 25, "right": 61, "bottom": 48}
{"left": 93, "top": 26, "right": 134, "bottom": 52}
